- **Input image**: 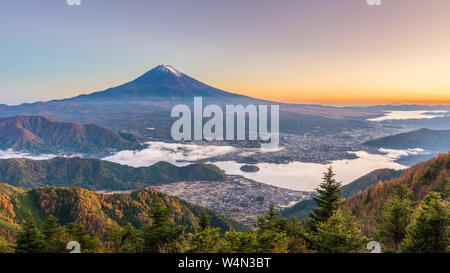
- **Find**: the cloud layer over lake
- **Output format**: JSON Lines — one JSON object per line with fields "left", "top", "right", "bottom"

{"left": 102, "top": 142, "right": 236, "bottom": 167}
{"left": 102, "top": 142, "right": 425, "bottom": 191}
{"left": 0, "top": 143, "right": 427, "bottom": 192}
{"left": 213, "top": 149, "right": 417, "bottom": 191}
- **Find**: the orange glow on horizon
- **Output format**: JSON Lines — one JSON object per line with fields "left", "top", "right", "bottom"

{"left": 213, "top": 84, "right": 450, "bottom": 106}
{"left": 253, "top": 92, "right": 450, "bottom": 105}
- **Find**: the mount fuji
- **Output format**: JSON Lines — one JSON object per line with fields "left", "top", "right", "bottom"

{"left": 0, "top": 65, "right": 372, "bottom": 139}
{"left": 67, "top": 64, "right": 261, "bottom": 104}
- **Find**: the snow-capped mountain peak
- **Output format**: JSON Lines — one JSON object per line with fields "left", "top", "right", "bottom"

{"left": 154, "top": 64, "right": 183, "bottom": 77}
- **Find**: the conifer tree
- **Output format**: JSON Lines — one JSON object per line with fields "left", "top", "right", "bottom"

{"left": 286, "top": 217, "right": 309, "bottom": 253}
{"left": 119, "top": 223, "right": 143, "bottom": 253}
{"left": 106, "top": 223, "right": 143, "bottom": 253}
{"left": 42, "top": 215, "right": 67, "bottom": 253}
{"left": 218, "top": 232, "right": 258, "bottom": 253}
{"left": 310, "top": 209, "right": 367, "bottom": 253}
{"left": 15, "top": 216, "right": 47, "bottom": 253}
{"left": 198, "top": 210, "right": 210, "bottom": 232}
{"left": 402, "top": 192, "right": 449, "bottom": 253}
{"left": 143, "top": 199, "right": 185, "bottom": 253}
{"left": 256, "top": 204, "right": 287, "bottom": 234}
{"left": 309, "top": 166, "right": 342, "bottom": 230}
{"left": 375, "top": 183, "right": 413, "bottom": 250}
{"left": 255, "top": 204, "right": 288, "bottom": 253}
{"left": 65, "top": 223, "right": 99, "bottom": 252}
{"left": 187, "top": 228, "right": 221, "bottom": 253}
{"left": 104, "top": 223, "right": 124, "bottom": 253}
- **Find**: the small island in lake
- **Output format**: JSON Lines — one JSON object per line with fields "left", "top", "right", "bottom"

{"left": 240, "top": 165, "right": 260, "bottom": 173}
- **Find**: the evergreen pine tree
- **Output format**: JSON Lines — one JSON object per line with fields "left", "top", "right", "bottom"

{"left": 255, "top": 204, "right": 288, "bottom": 253}
{"left": 104, "top": 223, "right": 124, "bottom": 253}
{"left": 119, "top": 223, "right": 143, "bottom": 253}
{"left": 286, "top": 217, "right": 309, "bottom": 253}
{"left": 375, "top": 183, "right": 413, "bottom": 250}
{"left": 105, "top": 223, "right": 144, "bottom": 253}
{"left": 15, "top": 215, "right": 47, "bottom": 253}
{"left": 218, "top": 232, "right": 258, "bottom": 253}
{"left": 42, "top": 215, "right": 67, "bottom": 253}
{"left": 310, "top": 209, "right": 367, "bottom": 253}
{"left": 187, "top": 228, "right": 221, "bottom": 253}
{"left": 256, "top": 204, "right": 287, "bottom": 234}
{"left": 198, "top": 210, "right": 210, "bottom": 232}
{"left": 309, "top": 166, "right": 342, "bottom": 230}
{"left": 143, "top": 199, "right": 185, "bottom": 253}
{"left": 402, "top": 192, "right": 449, "bottom": 253}
{"left": 65, "top": 223, "right": 99, "bottom": 252}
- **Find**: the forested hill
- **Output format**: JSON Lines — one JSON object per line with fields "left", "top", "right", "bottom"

{"left": 364, "top": 128, "right": 450, "bottom": 151}
{"left": 0, "top": 157, "right": 226, "bottom": 190}
{"left": 346, "top": 152, "right": 450, "bottom": 216}
{"left": 0, "top": 115, "right": 143, "bottom": 154}
{"left": 0, "top": 184, "right": 248, "bottom": 243}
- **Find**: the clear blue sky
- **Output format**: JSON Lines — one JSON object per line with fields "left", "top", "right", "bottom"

{"left": 1, "top": 0, "right": 450, "bottom": 105}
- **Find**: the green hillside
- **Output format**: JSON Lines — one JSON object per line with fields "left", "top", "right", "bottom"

{"left": 0, "top": 157, "right": 226, "bottom": 190}
{"left": 0, "top": 184, "right": 248, "bottom": 244}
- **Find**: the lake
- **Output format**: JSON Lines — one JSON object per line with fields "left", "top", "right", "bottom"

{"left": 212, "top": 151, "right": 407, "bottom": 191}
{"left": 102, "top": 142, "right": 420, "bottom": 191}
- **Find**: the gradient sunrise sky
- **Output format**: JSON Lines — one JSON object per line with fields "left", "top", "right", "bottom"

{"left": 1, "top": 0, "right": 450, "bottom": 105}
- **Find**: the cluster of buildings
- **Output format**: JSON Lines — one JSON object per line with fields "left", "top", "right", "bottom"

{"left": 152, "top": 175, "right": 310, "bottom": 226}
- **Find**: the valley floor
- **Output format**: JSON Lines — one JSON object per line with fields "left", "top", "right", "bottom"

{"left": 98, "top": 176, "right": 311, "bottom": 227}
{"left": 151, "top": 176, "right": 310, "bottom": 226}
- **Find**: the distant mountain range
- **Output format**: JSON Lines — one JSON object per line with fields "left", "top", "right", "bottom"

{"left": 0, "top": 65, "right": 374, "bottom": 139}
{"left": 364, "top": 128, "right": 450, "bottom": 152}
{"left": 281, "top": 168, "right": 405, "bottom": 219}
{"left": 0, "top": 157, "right": 226, "bottom": 190}
{"left": 0, "top": 115, "right": 142, "bottom": 154}
{"left": 0, "top": 184, "right": 248, "bottom": 242}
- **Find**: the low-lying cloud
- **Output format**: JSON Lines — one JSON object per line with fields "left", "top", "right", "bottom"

{"left": 0, "top": 149, "right": 56, "bottom": 160}
{"left": 102, "top": 141, "right": 236, "bottom": 167}
{"left": 368, "top": 110, "right": 449, "bottom": 122}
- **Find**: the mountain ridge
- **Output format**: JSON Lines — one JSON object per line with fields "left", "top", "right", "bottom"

{"left": 0, "top": 115, "right": 143, "bottom": 154}
{"left": 364, "top": 128, "right": 450, "bottom": 151}
{"left": 0, "top": 184, "right": 248, "bottom": 242}
{"left": 67, "top": 64, "right": 257, "bottom": 104}
{"left": 0, "top": 65, "right": 375, "bottom": 139}
{"left": 0, "top": 157, "right": 226, "bottom": 190}
{"left": 346, "top": 152, "right": 450, "bottom": 217}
